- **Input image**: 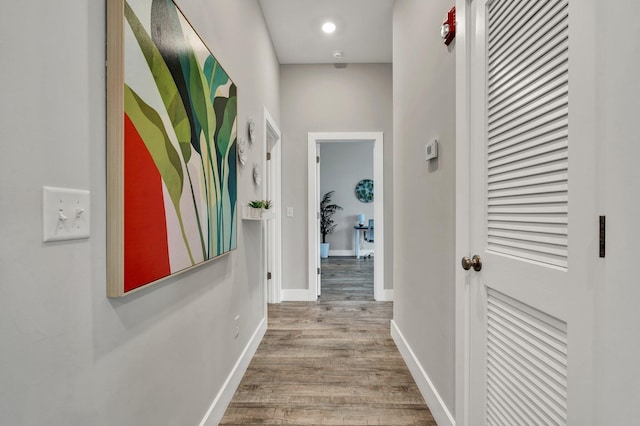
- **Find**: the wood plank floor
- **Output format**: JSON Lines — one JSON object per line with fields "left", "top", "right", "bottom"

{"left": 220, "top": 257, "right": 436, "bottom": 425}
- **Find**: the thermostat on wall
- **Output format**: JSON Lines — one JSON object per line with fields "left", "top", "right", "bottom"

{"left": 425, "top": 139, "right": 439, "bottom": 161}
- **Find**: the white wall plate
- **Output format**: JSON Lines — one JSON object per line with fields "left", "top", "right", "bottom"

{"left": 425, "top": 139, "right": 438, "bottom": 161}
{"left": 42, "top": 186, "right": 91, "bottom": 242}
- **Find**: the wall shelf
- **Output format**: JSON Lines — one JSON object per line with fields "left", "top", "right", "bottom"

{"left": 241, "top": 206, "right": 276, "bottom": 221}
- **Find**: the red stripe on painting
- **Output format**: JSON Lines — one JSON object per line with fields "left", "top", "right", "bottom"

{"left": 124, "top": 114, "right": 171, "bottom": 292}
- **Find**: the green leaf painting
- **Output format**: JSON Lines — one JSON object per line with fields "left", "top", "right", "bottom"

{"left": 123, "top": 0, "right": 237, "bottom": 290}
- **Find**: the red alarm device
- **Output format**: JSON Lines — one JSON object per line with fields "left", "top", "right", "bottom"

{"left": 440, "top": 7, "right": 456, "bottom": 46}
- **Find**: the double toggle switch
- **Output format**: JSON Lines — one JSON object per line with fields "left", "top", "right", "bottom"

{"left": 57, "top": 207, "right": 85, "bottom": 222}
{"left": 43, "top": 186, "right": 91, "bottom": 242}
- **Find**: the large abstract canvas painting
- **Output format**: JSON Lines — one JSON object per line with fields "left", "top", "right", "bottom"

{"left": 107, "top": 0, "right": 237, "bottom": 297}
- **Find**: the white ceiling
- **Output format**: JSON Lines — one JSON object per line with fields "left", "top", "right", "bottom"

{"left": 258, "top": 0, "right": 394, "bottom": 64}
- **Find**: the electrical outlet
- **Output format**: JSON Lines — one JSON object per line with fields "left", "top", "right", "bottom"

{"left": 234, "top": 315, "right": 240, "bottom": 338}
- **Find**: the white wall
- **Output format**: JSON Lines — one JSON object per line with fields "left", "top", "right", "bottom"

{"left": 320, "top": 142, "right": 374, "bottom": 252}
{"left": 280, "top": 63, "right": 393, "bottom": 290}
{"left": 392, "top": 0, "right": 456, "bottom": 417}
{"left": 0, "top": 1, "right": 279, "bottom": 424}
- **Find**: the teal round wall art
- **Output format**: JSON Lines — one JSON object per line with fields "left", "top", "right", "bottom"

{"left": 355, "top": 179, "right": 374, "bottom": 203}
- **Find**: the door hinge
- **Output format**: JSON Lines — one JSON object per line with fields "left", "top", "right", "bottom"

{"left": 599, "top": 215, "right": 606, "bottom": 258}
{"left": 267, "top": 152, "right": 271, "bottom": 161}
{"left": 317, "top": 212, "right": 320, "bottom": 219}
{"left": 267, "top": 272, "right": 272, "bottom": 280}
{"left": 316, "top": 156, "right": 320, "bottom": 164}
{"left": 317, "top": 267, "right": 321, "bottom": 275}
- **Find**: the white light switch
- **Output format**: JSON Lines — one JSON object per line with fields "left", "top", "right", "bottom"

{"left": 287, "top": 207, "right": 294, "bottom": 217}
{"left": 43, "top": 186, "right": 91, "bottom": 242}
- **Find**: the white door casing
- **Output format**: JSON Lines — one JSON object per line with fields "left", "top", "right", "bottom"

{"left": 456, "top": 0, "right": 598, "bottom": 424}
{"left": 307, "top": 132, "right": 388, "bottom": 302}
{"left": 264, "top": 107, "right": 282, "bottom": 304}
{"left": 316, "top": 143, "right": 321, "bottom": 297}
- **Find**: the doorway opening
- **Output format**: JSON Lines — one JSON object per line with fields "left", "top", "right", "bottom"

{"left": 307, "top": 132, "right": 389, "bottom": 301}
{"left": 320, "top": 257, "right": 374, "bottom": 301}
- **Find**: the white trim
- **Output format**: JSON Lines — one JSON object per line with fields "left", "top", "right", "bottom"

{"left": 372, "top": 132, "right": 385, "bottom": 302}
{"left": 377, "top": 289, "right": 394, "bottom": 302}
{"left": 307, "top": 132, "right": 387, "bottom": 301}
{"left": 391, "top": 320, "right": 455, "bottom": 426}
{"left": 263, "top": 107, "right": 282, "bottom": 304}
{"left": 281, "top": 288, "right": 316, "bottom": 302}
{"left": 327, "top": 249, "right": 374, "bottom": 257}
{"left": 454, "top": 0, "right": 471, "bottom": 425}
{"left": 327, "top": 250, "right": 354, "bottom": 257}
{"left": 307, "top": 136, "right": 319, "bottom": 300}
{"left": 199, "top": 318, "right": 267, "bottom": 426}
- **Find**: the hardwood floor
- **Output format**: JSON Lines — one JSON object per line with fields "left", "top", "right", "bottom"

{"left": 220, "top": 257, "right": 435, "bottom": 425}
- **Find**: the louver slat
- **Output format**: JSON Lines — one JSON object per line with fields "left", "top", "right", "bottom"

{"left": 487, "top": 289, "right": 568, "bottom": 426}
{"left": 487, "top": 0, "right": 569, "bottom": 269}
{"left": 488, "top": 1, "right": 568, "bottom": 86}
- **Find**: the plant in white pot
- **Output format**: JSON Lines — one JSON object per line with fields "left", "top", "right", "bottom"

{"left": 320, "top": 191, "right": 343, "bottom": 258}
{"left": 246, "top": 199, "right": 271, "bottom": 219}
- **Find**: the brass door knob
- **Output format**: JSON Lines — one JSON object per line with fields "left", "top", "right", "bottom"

{"left": 461, "top": 255, "right": 482, "bottom": 271}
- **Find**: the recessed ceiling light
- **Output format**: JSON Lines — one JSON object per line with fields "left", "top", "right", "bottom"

{"left": 322, "top": 22, "right": 336, "bottom": 34}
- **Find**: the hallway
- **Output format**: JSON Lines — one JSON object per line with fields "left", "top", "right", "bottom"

{"left": 221, "top": 258, "right": 435, "bottom": 424}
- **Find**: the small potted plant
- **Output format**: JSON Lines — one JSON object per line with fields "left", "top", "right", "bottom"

{"left": 320, "top": 191, "right": 343, "bottom": 258}
{"left": 245, "top": 200, "right": 272, "bottom": 219}
{"left": 247, "top": 200, "right": 264, "bottom": 218}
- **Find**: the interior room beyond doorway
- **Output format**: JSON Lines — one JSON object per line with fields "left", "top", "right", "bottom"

{"left": 319, "top": 141, "right": 375, "bottom": 259}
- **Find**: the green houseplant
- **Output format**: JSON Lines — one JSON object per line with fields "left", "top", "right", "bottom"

{"left": 320, "top": 191, "right": 343, "bottom": 258}
{"left": 246, "top": 200, "right": 271, "bottom": 218}
{"left": 248, "top": 200, "right": 264, "bottom": 209}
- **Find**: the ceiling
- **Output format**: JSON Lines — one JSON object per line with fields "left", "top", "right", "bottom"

{"left": 258, "top": 0, "right": 394, "bottom": 64}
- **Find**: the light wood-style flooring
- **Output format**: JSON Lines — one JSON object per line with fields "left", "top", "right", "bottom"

{"left": 220, "top": 257, "right": 435, "bottom": 425}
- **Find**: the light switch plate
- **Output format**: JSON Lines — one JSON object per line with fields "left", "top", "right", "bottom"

{"left": 42, "top": 186, "right": 91, "bottom": 242}
{"left": 287, "top": 207, "right": 294, "bottom": 217}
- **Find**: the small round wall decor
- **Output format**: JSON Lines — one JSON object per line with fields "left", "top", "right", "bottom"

{"left": 355, "top": 179, "right": 374, "bottom": 203}
{"left": 247, "top": 118, "right": 256, "bottom": 143}
{"left": 237, "top": 137, "right": 248, "bottom": 165}
{"left": 253, "top": 163, "right": 261, "bottom": 185}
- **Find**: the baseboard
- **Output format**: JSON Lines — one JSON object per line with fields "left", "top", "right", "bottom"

{"left": 390, "top": 320, "right": 455, "bottom": 426}
{"left": 281, "top": 288, "right": 316, "bottom": 301}
{"left": 328, "top": 249, "right": 353, "bottom": 256}
{"left": 376, "top": 289, "right": 394, "bottom": 302}
{"left": 199, "top": 317, "right": 267, "bottom": 426}
{"left": 326, "top": 249, "right": 374, "bottom": 257}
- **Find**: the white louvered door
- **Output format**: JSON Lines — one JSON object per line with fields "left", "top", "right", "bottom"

{"left": 465, "top": 0, "right": 595, "bottom": 424}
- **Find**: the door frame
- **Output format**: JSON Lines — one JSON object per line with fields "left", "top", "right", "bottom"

{"left": 263, "top": 107, "right": 282, "bottom": 304}
{"left": 307, "top": 132, "right": 388, "bottom": 301}
{"left": 454, "top": 0, "right": 471, "bottom": 424}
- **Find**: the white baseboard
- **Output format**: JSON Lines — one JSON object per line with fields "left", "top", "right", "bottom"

{"left": 376, "top": 289, "right": 394, "bottom": 302}
{"left": 390, "top": 320, "right": 455, "bottom": 426}
{"left": 328, "top": 249, "right": 353, "bottom": 256}
{"left": 326, "top": 249, "right": 374, "bottom": 257}
{"left": 199, "top": 317, "right": 267, "bottom": 426}
{"left": 281, "top": 288, "right": 316, "bottom": 301}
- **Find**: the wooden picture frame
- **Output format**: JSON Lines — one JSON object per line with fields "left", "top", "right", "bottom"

{"left": 107, "top": 0, "right": 238, "bottom": 297}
